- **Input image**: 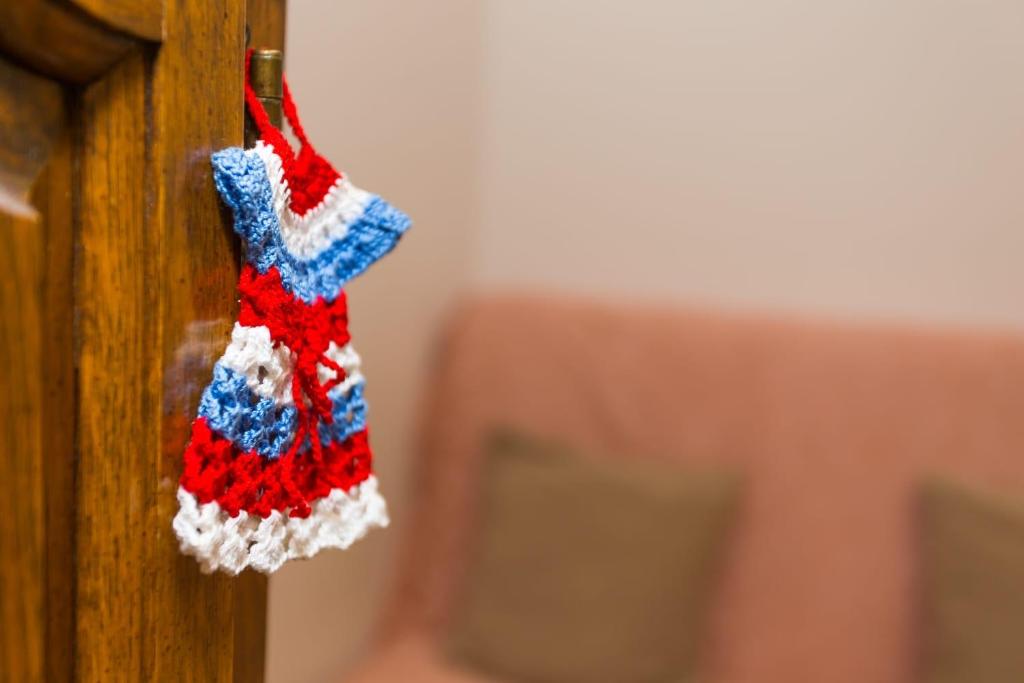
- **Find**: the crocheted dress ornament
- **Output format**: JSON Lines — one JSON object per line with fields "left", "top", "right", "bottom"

{"left": 173, "top": 59, "right": 410, "bottom": 574}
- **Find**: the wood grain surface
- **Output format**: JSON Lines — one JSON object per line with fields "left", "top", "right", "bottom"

{"left": 74, "top": 0, "right": 248, "bottom": 677}
{"left": 0, "top": 1, "right": 284, "bottom": 679}
{"left": 0, "top": 57, "right": 64, "bottom": 217}
{"left": 0, "top": 93, "right": 74, "bottom": 683}
{"left": 36, "top": 126, "right": 77, "bottom": 683}
{"left": 0, "top": 0, "right": 143, "bottom": 84}
{"left": 0, "top": 182, "right": 46, "bottom": 683}
{"left": 71, "top": 0, "right": 164, "bottom": 42}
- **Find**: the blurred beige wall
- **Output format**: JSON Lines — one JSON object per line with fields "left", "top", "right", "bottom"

{"left": 271, "top": 1, "right": 1024, "bottom": 681}
{"left": 477, "top": 0, "right": 1024, "bottom": 326}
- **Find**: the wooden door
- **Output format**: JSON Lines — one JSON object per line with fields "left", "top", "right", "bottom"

{"left": 0, "top": 1, "right": 285, "bottom": 680}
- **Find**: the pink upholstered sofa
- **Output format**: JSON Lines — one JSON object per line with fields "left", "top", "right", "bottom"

{"left": 348, "top": 294, "right": 1024, "bottom": 683}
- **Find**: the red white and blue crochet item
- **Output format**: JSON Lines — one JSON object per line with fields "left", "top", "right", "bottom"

{"left": 173, "top": 57, "right": 410, "bottom": 574}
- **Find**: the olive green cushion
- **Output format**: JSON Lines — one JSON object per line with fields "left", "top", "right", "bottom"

{"left": 445, "top": 432, "right": 740, "bottom": 683}
{"left": 921, "top": 478, "right": 1024, "bottom": 683}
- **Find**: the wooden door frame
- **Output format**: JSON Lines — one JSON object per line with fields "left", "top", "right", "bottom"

{"left": 0, "top": 2, "right": 284, "bottom": 681}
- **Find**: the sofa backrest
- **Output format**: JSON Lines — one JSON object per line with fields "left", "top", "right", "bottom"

{"left": 385, "top": 294, "right": 1024, "bottom": 683}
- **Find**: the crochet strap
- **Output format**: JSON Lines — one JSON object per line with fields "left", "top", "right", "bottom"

{"left": 244, "top": 48, "right": 313, "bottom": 162}
{"left": 281, "top": 79, "right": 313, "bottom": 149}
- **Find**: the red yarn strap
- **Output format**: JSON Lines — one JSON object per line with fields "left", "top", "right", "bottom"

{"left": 281, "top": 78, "right": 313, "bottom": 150}
{"left": 244, "top": 48, "right": 299, "bottom": 167}
{"left": 244, "top": 49, "right": 315, "bottom": 154}
{"left": 244, "top": 50, "right": 344, "bottom": 215}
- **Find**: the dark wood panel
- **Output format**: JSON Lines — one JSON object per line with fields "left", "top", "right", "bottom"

{"left": 0, "top": 56, "right": 64, "bottom": 217}
{"left": 0, "top": 202, "right": 45, "bottom": 683}
{"left": 233, "top": 570, "right": 270, "bottom": 683}
{"left": 0, "top": 0, "right": 141, "bottom": 85}
{"left": 247, "top": 0, "right": 287, "bottom": 50}
{"left": 0, "top": 0, "right": 279, "bottom": 679}
{"left": 149, "top": 0, "right": 246, "bottom": 677}
{"left": 73, "top": 0, "right": 250, "bottom": 679}
{"left": 71, "top": 0, "right": 164, "bottom": 42}
{"left": 0, "top": 101, "right": 75, "bottom": 683}
{"left": 75, "top": 49, "right": 165, "bottom": 681}
{"left": 36, "top": 125, "right": 77, "bottom": 683}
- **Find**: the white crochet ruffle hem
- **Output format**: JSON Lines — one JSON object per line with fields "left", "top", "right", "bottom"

{"left": 173, "top": 476, "right": 389, "bottom": 574}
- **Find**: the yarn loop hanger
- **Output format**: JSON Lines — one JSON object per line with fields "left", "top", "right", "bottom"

{"left": 245, "top": 48, "right": 311, "bottom": 159}
{"left": 244, "top": 48, "right": 343, "bottom": 215}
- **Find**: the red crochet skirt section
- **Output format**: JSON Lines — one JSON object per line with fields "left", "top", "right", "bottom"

{"left": 281, "top": 145, "right": 342, "bottom": 216}
{"left": 238, "top": 264, "right": 350, "bottom": 351}
{"left": 180, "top": 418, "right": 373, "bottom": 519}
